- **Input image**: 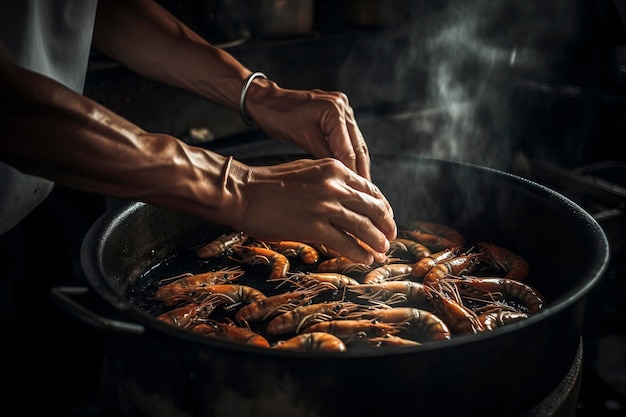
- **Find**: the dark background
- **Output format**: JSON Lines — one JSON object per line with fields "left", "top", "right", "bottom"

{"left": 11, "top": 1, "right": 625, "bottom": 416}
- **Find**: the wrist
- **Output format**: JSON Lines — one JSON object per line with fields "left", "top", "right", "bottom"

{"left": 240, "top": 74, "right": 278, "bottom": 126}
{"left": 239, "top": 72, "right": 267, "bottom": 125}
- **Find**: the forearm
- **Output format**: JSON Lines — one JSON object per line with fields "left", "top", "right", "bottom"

{"left": 93, "top": 0, "right": 251, "bottom": 111}
{"left": 0, "top": 46, "right": 239, "bottom": 222}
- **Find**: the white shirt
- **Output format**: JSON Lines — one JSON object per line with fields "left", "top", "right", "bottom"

{"left": 0, "top": 0, "right": 98, "bottom": 235}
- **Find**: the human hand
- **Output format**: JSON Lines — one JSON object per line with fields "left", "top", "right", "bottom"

{"left": 218, "top": 156, "right": 396, "bottom": 265}
{"left": 243, "top": 79, "right": 371, "bottom": 180}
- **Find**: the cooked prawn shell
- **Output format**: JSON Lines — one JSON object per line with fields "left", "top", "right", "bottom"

{"left": 228, "top": 244, "right": 290, "bottom": 280}
{"left": 154, "top": 267, "right": 245, "bottom": 301}
{"left": 189, "top": 320, "right": 270, "bottom": 348}
{"left": 388, "top": 238, "right": 431, "bottom": 263}
{"left": 347, "top": 281, "right": 428, "bottom": 306}
{"left": 234, "top": 290, "right": 316, "bottom": 325}
{"left": 157, "top": 283, "right": 267, "bottom": 308}
{"left": 362, "top": 263, "right": 415, "bottom": 284}
{"left": 301, "top": 319, "right": 400, "bottom": 343}
{"left": 355, "top": 306, "right": 451, "bottom": 342}
{"left": 265, "top": 301, "right": 360, "bottom": 336}
{"left": 266, "top": 240, "right": 320, "bottom": 265}
{"left": 476, "top": 241, "right": 530, "bottom": 281}
{"left": 197, "top": 232, "right": 249, "bottom": 259}
{"left": 272, "top": 332, "right": 347, "bottom": 352}
{"left": 316, "top": 256, "right": 372, "bottom": 274}
{"left": 450, "top": 276, "right": 545, "bottom": 314}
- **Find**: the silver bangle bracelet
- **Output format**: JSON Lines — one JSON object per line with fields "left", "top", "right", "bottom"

{"left": 239, "top": 71, "right": 267, "bottom": 126}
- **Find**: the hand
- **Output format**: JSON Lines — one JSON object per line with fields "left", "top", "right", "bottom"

{"left": 219, "top": 157, "right": 396, "bottom": 265}
{"left": 244, "top": 79, "right": 372, "bottom": 180}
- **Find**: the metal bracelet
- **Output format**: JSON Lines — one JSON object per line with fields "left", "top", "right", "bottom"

{"left": 239, "top": 71, "right": 267, "bottom": 126}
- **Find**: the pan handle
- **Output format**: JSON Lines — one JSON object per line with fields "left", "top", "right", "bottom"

{"left": 49, "top": 286, "right": 145, "bottom": 335}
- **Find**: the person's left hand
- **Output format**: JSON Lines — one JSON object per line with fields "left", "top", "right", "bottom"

{"left": 243, "top": 78, "right": 371, "bottom": 180}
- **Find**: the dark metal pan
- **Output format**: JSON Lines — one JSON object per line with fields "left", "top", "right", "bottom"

{"left": 50, "top": 154, "right": 610, "bottom": 417}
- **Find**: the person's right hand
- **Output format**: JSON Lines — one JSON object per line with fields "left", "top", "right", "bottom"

{"left": 218, "top": 156, "right": 397, "bottom": 265}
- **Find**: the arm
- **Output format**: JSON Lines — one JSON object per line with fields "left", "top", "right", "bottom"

{"left": 0, "top": 43, "right": 395, "bottom": 264}
{"left": 92, "top": 0, "right": 371, "bottom": 179}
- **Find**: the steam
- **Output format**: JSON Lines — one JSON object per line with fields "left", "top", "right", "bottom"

{"left": 340, "top": 1, "right": 585, "bottom": 170}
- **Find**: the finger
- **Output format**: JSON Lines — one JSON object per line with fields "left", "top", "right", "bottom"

{"left": 320, "top": 226, "right": 378, "bottom": 265}
{"left": 343, "top": 106, "right": 371, "bottom": 180}
{"left": 336, "top": 171, "right": 395, "bottom": 232}
{"left": 324, "top": 120, "right": 358, "bottom": 175}
{"left": 321, "top": 95, "right": 360, "bottom": 175}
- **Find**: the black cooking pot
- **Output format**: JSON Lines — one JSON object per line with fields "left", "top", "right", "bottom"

{"left": 50, "top": 154, "right": 609, "bottom": 417}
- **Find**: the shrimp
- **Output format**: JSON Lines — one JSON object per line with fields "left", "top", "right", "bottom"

{"left": 272, "top": 332, "right": 347, "bottom": 352}
{"left": 452, "top": 276, "right": 545, "bottom": 314}
{"left": 476, "top": 241, "right": 530, "bottom": 281}
{"left": 356, "top": 307, "right": 451, "bottom": 342}
{"left": 265, "top": 301, "right": 359, "bottom": 335}
{"left": 189, "top": 320, "right": 270, "bottom": 348}
{"left": 389, "top": 239, "right": 431, "bottom": 262}
{"left": 362, "top": 263, "right": 415, "bottom": 284}
{"left": 363, "top": 334, "right": 423, "bottom": 348}
{"left": 234, "top": 290, "right": 317, "bottom": 325}
{"left": 228, "top": 245, "right": 290, "bottom": 280}
{"left": 154, "top": 267, "right": 245, "bottom": 301}
{"left": 156, "top": 295, "right": 231, "bottom": 328}
{"left": 422, "top": 253, "right": 482, "bottom": 286}
{"left": 285, "top": 272, "right": 360, "bottom": 290}
{"left": 267, "top": 241, "right": 320, "bottom": 265}
{"left": 347, "top": 281, "right": 428, "bottom": 305}
{"left": 477, "top": 309, "right": 529, "bottom": 330}
{"left": 196, "top": 232, "right": 248, "bottom": 258}
{"left": 157, "top": 284, "right": 266, "bottom": 308}
{"left": 424, "top": 285, "right": 485, "bottom": 335}
{"left": 403, "top": 220, "right": 466, "bottom": 246}
{"left": 399, "top": 230, "right": 462, "bottom": 252}
{"left": 302, "top": 319, "right": 399, "bottom": 343}
{"left": 316, "top": 256, "right": 372, "bottom": 274}
{"left": 410, "top": 247, "right": 463, "bottom": 279}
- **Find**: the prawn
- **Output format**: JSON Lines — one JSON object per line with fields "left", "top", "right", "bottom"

{"left": 228, "top": 245, "right": 290, "bottom": 280}
{"left": 157, "top": 284, "right": 266, "bottom": 308}
{"left": 301, "top": 319, "right": 400, "bottom": 343}
{"left": 362, "top": 334, "right": 423, "bottom": 348}
{"left": 424, "top": 284, "right": 485, "bottom": 335}
{"left": 196, "top": 232, "right": 248, "bottom": 258}
{"left": 422, "top": 253, "right": 482, "bottom": 286}
{"left": 347, "top": 281, "right": 428, "bottom": 305}
{"left": 154, "top": 267, "right": 245, "bottom": 301}
{"left": 265, "top": 301, "right": 360, "bottom": 335}
{"left": 476, "top": 241, "right": 530, "bottom": 281}
{"left": 410, "top": 247, "right": 463, "bottom": 279}
{"left": 356, "top": 307, "right": 451, "bottom": 342}
{"left": 266, "top": 240, "right": 320, "bottom": 265}
{"left": 316, "top": 256, "right": 372, "bottom": 274}
{"left": 189, "top": 320, "right": 270, "bottom": 348}
{"left": 403, "top": 220, "right": 466, "bottom": 247}
{"left": 362, "top": 263, "right": 415, "bottom": 284}
{"left": 283, "top": 272, "right": 360, "bottom": 290}
{"left": 272, "top": 332, "right": 347, "bottom": 352}
{"left": 156, "top": 295, "right": 231, "bottom": 328}
{"left": 451, "top": 276, "right": 545, "bottom": 314}
{"left": 234, "top": 290, "right": 317, "bottom": 325}
{"left": 477, "top": 308, "right": 529, "bottom": 330}
{"left": 389, "top": 238, "right": 431, "bottom": 262}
